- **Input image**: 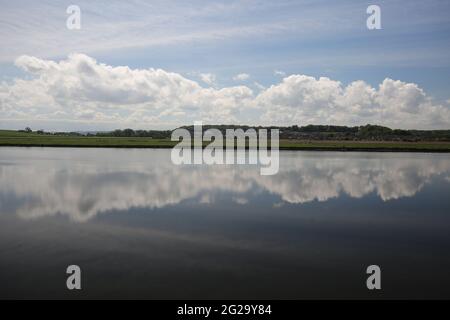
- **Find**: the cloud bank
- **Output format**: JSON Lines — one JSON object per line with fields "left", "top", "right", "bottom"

{"left": 1, "top": 54, "right": 449, "bottom": 129}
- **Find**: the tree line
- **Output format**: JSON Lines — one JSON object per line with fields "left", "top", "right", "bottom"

{"left": 20, "top": 124, "right": 450, "bottom": 141}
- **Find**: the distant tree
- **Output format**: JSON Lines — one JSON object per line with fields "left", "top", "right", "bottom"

{"left": 112, "top": 129, "right": 123, "bottom": 137}
{"left": 123, "top": 128, "right": 135, "bottom": 137}
{"left": 25, "top": 127, "right": 32, "bottom": 133}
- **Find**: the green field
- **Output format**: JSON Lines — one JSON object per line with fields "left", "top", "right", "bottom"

{"left": 0, "top": 130, "right": 176, "bottom": 148}
{"left": 1, "top": 130, "right": 450, "bottom": 152}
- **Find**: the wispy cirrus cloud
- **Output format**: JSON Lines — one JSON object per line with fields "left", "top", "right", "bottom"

{"left": 1, "top": 0, "right": 449, "bottom": 68}
{"left": 0, "top": 0, "right": 355, "bottom": 62}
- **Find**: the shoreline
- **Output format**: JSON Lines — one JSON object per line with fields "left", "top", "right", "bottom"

{"left": 2, "top": 130, "right": 450, "bottom": 153}
{"left": 1, "top": 143, "right": 450, "bottom": 153}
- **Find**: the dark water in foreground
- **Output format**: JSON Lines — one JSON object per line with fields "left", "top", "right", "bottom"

{"left": 1, "top": 147, "right": 450, "bottom": 299}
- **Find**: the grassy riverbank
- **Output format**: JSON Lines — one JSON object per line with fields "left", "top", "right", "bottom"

{"left": 1, "top": 130, "right": 450, "bottom": 152}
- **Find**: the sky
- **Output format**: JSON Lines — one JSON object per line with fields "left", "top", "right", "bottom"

{"left": 0, "top": 0, "right": 450, "bottom": 130}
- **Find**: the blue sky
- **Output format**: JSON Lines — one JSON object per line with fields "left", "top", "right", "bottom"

{"left": 1, "top": 0, "right": 450, "bottom": 130}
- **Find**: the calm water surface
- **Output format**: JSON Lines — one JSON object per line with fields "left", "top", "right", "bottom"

{"left": 1, "top": 147, "right": 450, "bottom": 299}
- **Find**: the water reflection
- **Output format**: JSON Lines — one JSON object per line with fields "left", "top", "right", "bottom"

{"left": 1, "top": 148, "right": 450, "bottom": 222}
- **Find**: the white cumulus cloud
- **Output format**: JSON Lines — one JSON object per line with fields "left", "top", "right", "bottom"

{"left": 199, "top": 73, "right": 217, "bottom": 86}
{"left": 274, "top": 70, "right": 286, "bottom": 77}
{"left": 1, "top": 54, "right": 449, "bottom": 130}
{"left": 233, "top": 73, "right": 250, "bottom": 81}
{"left": 256, "top": 75, "right": 450, "bottom": 129}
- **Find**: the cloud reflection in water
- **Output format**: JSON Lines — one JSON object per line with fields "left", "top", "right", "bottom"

{"left": 0, "top": 148, "right": 449, "bottom": 222}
